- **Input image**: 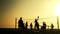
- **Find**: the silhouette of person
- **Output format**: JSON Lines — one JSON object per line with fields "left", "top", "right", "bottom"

{"left": 25, "top": 22, "right": 28, "bottom": 29}
{"left": 51, "top": 23, "right": 54, "bottom": 30}
{"left": 41, "top": 22, "right": 46, "bottom": 30}
{"left": 30, "top": 23, "right": 33, "bottom": 30}
{"left": 18, "top": 17, "right": 25, "bottom": 30}
{"left": 34, "top": 19, "right": 39, "bottom": 30}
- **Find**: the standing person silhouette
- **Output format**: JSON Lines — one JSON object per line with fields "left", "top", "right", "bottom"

{"left": 42, "top": 22, "right": 46, "bottom": 30}
{"left": 18, "top": 17, "right": 24, "bottom": 30}
{"left": 34, "top": 16, "right": 39, "bottom": 30}
{"left": 25, "top": 22, "right": 28, "bottom": 29}
{"left": 30, "top": 23, "right": 33, "bottom": 30}
{"left": 51, "top": 23, "right": 54, "bottom": 30}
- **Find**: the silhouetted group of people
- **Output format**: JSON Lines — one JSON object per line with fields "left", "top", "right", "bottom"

{"left": 18, "top": 17, "right": 54, "bottom": 31}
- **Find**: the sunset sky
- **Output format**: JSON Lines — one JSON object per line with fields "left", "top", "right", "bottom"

{"left": 0, "top": 0, "right": 60, "bottom": 29}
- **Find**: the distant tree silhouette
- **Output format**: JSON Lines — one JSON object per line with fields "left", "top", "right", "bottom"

{"left": 18, "top": 17, "right": 25, "bottom": 30}
{"left": 30, "top": 23, "right": 33, "bottom": 30}
{"left": 51, "top": 23, "right": 54, "bottom": 30}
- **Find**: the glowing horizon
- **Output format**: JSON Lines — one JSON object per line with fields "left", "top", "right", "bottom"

{"left": 1, "top": 0, "right": 60, "bottom": 29}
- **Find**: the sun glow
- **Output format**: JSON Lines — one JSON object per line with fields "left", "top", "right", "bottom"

{"left": 54, "top": 3, "right": 60, "bottom": 16}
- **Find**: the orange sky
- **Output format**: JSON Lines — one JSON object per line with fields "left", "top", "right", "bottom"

{"left": 1, "top": 0, "right": 60, "bottom": 29}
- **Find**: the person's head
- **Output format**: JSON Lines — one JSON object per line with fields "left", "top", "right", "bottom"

{"left": 26, "top": 22, "right": 28, "bottom": 23}
{"left": 51, "top": 23, "right": 53, "bottom": 25}
{"left": 30, "top": 23, "right": 32, "bottom": 24}
{"left": 20, "top": 17, "right": 22, "bottom": 20}
{"left": 43, "top": 22, "right": 45, "bottom": 24}
{"left": 35, "top": 19, "right": 37, "bottom": 21}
